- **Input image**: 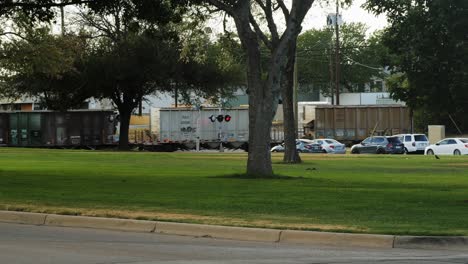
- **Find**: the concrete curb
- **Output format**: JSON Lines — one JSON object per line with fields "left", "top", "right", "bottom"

{"left": 394, "top": 236, "right": 468, "bottom": 250}
{"left": 155, "top": 221, "right": 281, "bottom": 242}
{"left": 0, "top": 211, "right": 467, "bottom": 250}
{"left": 0, "top": 211, "right": 47, "bottom": 225}
{"left": 45, "top": 214, "right": 157, "bottom": 233}
{"left": 280, "top": 230, "right": 394, "bottom": 248}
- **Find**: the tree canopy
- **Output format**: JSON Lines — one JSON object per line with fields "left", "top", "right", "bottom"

{"left": 365, "top": 0, "right": 468, "bottom": 132}
{"left": 0, "top": 21, "right": 93, "bottom": 110}
{"left": 297, "top": 23, "right": 388, "bottom": 97}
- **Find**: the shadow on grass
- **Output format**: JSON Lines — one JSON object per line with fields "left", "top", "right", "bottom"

{"left": 208, "top": 173, "right": 306, "bottom": 180}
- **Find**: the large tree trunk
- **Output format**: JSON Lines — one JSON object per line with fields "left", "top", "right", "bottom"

{"left": 117, "top": 106, "right": 132, "bottom": 150}
{"left": 244, "top": 42, "right": 278, "bottom": 176}
{"left": 225, "top": 0, "right": 314, "bottom": 177}
{"left": 282, "top": 45, "right": 302, "bottom": 163}
{"left": 246, "top": 79, "right": 277, "bottom": 176}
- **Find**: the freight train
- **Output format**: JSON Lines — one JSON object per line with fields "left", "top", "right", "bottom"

{"left": 0, "top": 110, "right": 116, "bottom": 147}
{"left": 150, "top": 105, "right": 411, "bottom": 150}
{"left": 0, "top": 105, "right": 411, "bottom": 150}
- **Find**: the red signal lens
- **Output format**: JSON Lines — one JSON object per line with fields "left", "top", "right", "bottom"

{"left": 224, "top": 115, "right": 232, "bottom": 122}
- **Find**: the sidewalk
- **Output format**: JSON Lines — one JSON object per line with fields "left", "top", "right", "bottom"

{"left": 1, "top": 210, "right": 466, "bottom": 250}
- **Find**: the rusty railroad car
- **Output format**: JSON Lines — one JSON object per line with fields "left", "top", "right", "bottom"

{"left": 0, "top": 110, "right": 115, "bottom": 147}
{"left": 311, "top": 105, "right": 411, "bottom": 144}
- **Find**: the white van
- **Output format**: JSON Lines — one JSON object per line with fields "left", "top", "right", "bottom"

{"left": 396, "top": 134, "right": 429, "bottom": 154}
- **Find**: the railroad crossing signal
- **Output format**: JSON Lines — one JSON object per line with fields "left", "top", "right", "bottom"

{"left": 209, "top": 114, "right": 232, "bottom": 122}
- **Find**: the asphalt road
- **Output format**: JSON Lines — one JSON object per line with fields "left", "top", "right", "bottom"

{"left": 1, "top": 222, "right": 467, "bottom": 264}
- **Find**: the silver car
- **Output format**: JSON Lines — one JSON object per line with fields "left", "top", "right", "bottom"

{"left": 309, "top": 139, "right": 346, "bottom": 154}
{"left": 271, "top": 139, "right": 314, "bottom": 152}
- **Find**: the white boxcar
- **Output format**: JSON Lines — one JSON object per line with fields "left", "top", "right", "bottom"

{"left": 158, "top": 107, "right": 249, "bottom": 148}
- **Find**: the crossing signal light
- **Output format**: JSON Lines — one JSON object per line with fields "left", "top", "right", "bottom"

{"left": 209, "top": 114, "right": 232, "bottom": 122}
{"left": 209, "top": 115, "right": 216, "bottom": 122}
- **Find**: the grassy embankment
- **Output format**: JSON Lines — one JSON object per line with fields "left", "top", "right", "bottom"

{"left": 0, "top": 148, "right": 467, "bottom": 236}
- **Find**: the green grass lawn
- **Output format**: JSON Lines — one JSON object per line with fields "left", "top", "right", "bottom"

{"left": 0, "top": 148, "right": 467, "bottom": 236}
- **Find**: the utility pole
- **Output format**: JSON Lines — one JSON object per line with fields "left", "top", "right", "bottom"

{"left": 293, "top": 50, "right": 299, "bottom": 139}
{"left": 334, "top": 0, "right": 340, "bottom": 105}
{"left": 60, "top": 6, "right": 65, "bottom": 35}
{"left": 329, "top": 42, "right": 334, "bottom": 105}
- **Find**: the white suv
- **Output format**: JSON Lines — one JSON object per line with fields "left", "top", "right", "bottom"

{"left": 396, "top": 134, "right": 429, "bottom": 154}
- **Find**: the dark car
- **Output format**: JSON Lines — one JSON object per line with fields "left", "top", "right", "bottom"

{"left": 351, "top": 136, "right": 405, "bottom": 154}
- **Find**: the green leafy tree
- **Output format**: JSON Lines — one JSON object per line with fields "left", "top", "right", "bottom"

{"left": 0, "top": 23, "right": 93, "bottom": 110}
{"left": 365, "top": 0, "right": 468, "bottom": 132}
{"left": 82, "top": 3, "right": 243, "bottom": 150}
{"left": 297, "top": 23, "right": 387, "bottom": 97}
{"left": 172, "top": 28, "right": 245, "bottom": 105}
{"left": 86, "top": 30, "right": 180, "bottom": 150}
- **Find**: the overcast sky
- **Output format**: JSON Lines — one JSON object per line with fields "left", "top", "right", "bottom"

{"left": 206, "top": 0, "right": 388, "bottom": 37}
{"left": 303, "top": 0, "right": 388, "bottom": 33}
{"left": 58, "top": 0, "right": 387, "bottom": 37}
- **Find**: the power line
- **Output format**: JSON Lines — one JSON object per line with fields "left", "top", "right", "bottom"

{"left": 342, "top": 55, "right": 385, "bottom": 71}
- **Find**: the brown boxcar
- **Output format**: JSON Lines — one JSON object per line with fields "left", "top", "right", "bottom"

{"left": 313, "top": 105, "right": 411, "bottom": 143}
{"left": 6, "top": 110, "right": 116, "bottom": 147}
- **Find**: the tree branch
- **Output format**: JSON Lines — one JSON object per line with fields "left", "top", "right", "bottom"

{"left": 77, "top": 10, "right": 118, "bottom": 42}
{"left": 204, "top": 0, "right": 235, "bottom": 17}
{"left": 253, "top": 0, "right": 279, "bottom": 45}
{"left": 0, "top": 31, "right": 28, "bottom": 41}
{"left": 275, "top": 0, "right": 290, "bottom": 22}
{"left": 0, "top": 0, "right": 93, "bottom": 9}
{"left": 248, "top": 14, "right": 272, "bottom": 50}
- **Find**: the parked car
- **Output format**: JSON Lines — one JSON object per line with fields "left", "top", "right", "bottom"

{"left": 308, "top": 139, "right": 346, "bottom": 154}
{"left": 395, "top": 134, "right": 429, "bottom": 154}
{"left": 425, "top": 138, "right": 468, "bottom": 155}
{"left": 350, "top": 136, "right": 405, "bottom": 154}
{"left": 271, "top": 139, "right": 315, "bottom": 152}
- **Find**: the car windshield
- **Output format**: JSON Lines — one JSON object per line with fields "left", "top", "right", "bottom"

{"left": 414, "top": 135, "right": 428, "bottom": 141}
{"left": 325, "top": 140, "right": 336, "bottom": 144}
{"left": 373, "top": 137, "right": 386, "bottom": 143}
{"left": 460, "top": 139, "right": 468, "bottom": 143}
{"left": 387, "top": 137, "right": 401, "bottom": 143}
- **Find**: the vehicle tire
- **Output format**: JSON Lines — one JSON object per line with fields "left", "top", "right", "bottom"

{"left": 426, "top": 149, "right": 434, "bottom": 155}
{"left": 351, "top": 148, "right": 360, "bottom": 154}
{"left": 376, "top": 148, "right": 385, "bottom": 154}
{"left": 322, "top": 149, "right": 328, "bottom": 153}
{"left": 454, "top": 149, "right": 461, "bottom": 155}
